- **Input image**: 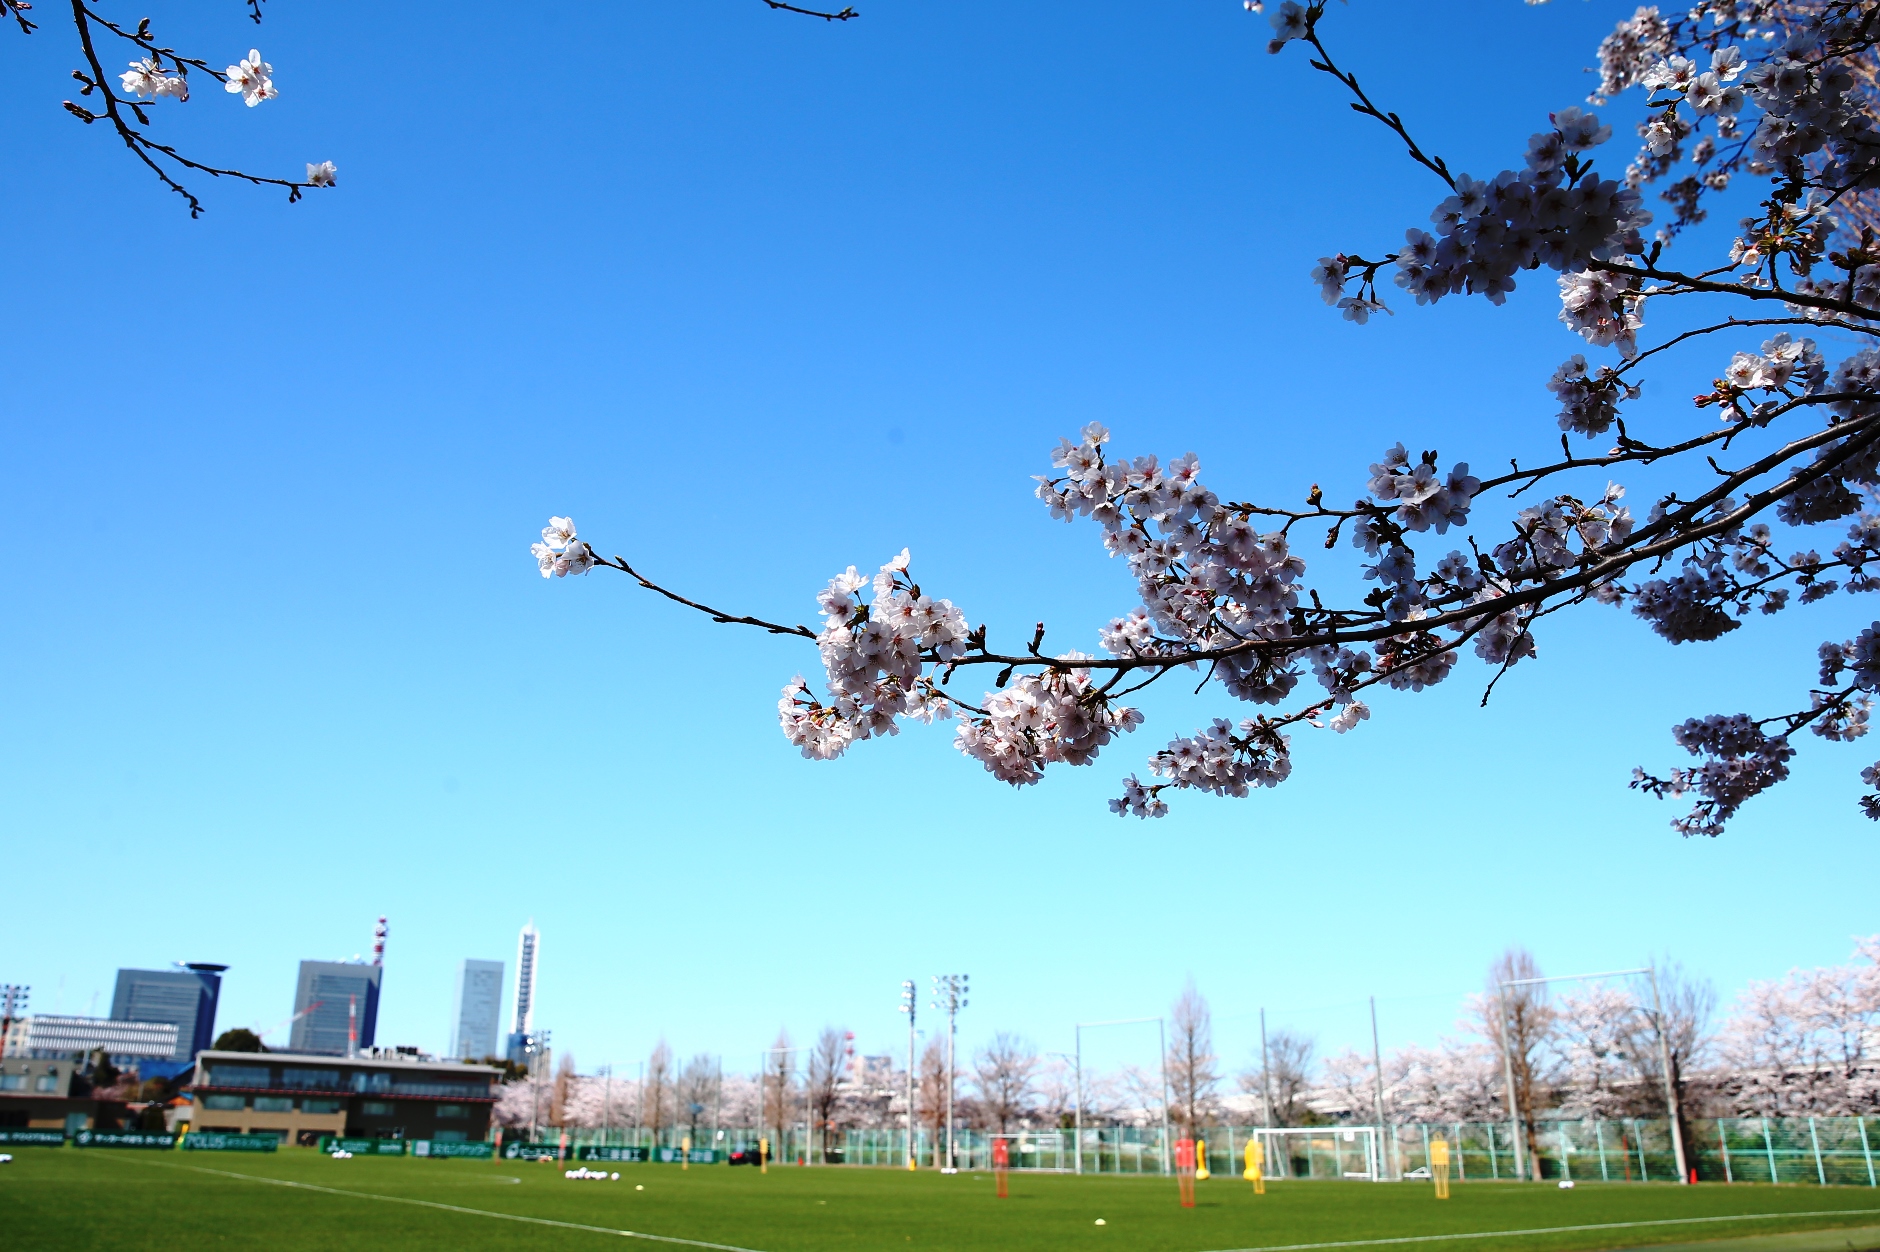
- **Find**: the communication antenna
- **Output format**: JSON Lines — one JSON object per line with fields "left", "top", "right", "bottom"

{"left": 372, "top": 916, "right": 389, "bottom": 966}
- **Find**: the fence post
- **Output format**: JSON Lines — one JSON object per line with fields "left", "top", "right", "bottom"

{"left": 1809, "top": 1117, "right": 1827, "bottom": 1186}
{"left": 1560, "top": 1122, "right": 1572, "bottom": 1183}
{"left": 1596, "top": 1120, "right": 1609, "bottom": 1182}
{"left": 1488, "top": 1121, "right": 1499, "bottom": 1180}
{"left": 1763, "top": 1117, "right": 1778, "bottom": 1184}
{"left": 1860, "top": 1118, "right": 1875, "bottom": 1188}
{"left": 1636, "top": 1119, "right": 1649, "bottom": 1182}
{"left": 1720, "top": 1119, "right": 1732, "bottom": 1183}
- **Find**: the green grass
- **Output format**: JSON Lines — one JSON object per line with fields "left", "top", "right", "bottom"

{"left": 2, "top": 1146, "right": 1879, "bottom": 1252}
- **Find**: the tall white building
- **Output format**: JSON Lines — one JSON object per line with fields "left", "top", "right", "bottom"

{"left": 505, "top": 921, "right": 540, "bottom": 1063}
{"left": 447, "top": 959, "right": 504, "bottom": 1061}
{"left": 3, "top": 1015, "right": 178, "bottom": 1064}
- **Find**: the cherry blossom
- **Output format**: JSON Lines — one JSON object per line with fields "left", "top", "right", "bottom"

{"left": 119, "top": 58, "right": 187, "bottom": 101}
{"left": 538, "top": 0, "right": 1880, "bottom": 834}
{"left": 224, "top": 49, "right": 276, "bottom": 107}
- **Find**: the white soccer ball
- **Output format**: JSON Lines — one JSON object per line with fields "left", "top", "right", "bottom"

{"left": 1559, "top": 1180, "right": 1575, "bottom": 1189}
{"left": 611, "top": 1173, "right": 620, "bottom": 1180}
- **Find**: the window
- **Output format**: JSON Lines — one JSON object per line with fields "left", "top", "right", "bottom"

{"left": 390, "top": 1081, "right": 488, "bottom": 1098}
{"left": 33, "top": 1076, "right": 56, "bottom": 1092}
{"left": 202, "top": 1094, "right": 244, "bottom": 1111}
{"left": 208, "top": 1065, "right": 270, "bottom": 1088}
{"left": 435, "top": 1104, "right": 467, "bottom": 1119}
{"left": 253, "top": 1097, "right": 292, "bottom": 1112}
{"left": 0, "top": 1075, "right": 22, "bottom": 1091}
{"left": 302, "top": 1099, "right": 342, "bottom": 1115}
{"left": 362, "top": 1101, "right": 394, "bottom": 1116}
{"left": 349, "top": 1072, "right": 392, "bottom": 1094}
{"left": 279, "top": 1069, "right": 341, "bottom": 1091}
{"left": 433, "top": 1130, "right": 468, "bottom": 1143}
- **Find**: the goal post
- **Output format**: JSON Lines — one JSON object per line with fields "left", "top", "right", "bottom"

{"left": 1241, "top": 1126, "right": 1383, "bottom": 1182}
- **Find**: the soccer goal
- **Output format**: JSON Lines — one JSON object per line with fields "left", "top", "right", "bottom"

{"left": 1237, "top": 1125, "right": 1383, "bottom": 1182}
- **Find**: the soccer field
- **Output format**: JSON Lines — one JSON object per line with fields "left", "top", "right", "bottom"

{"left": 3, "top": 1149, "right": 1879, "bottom": 1252}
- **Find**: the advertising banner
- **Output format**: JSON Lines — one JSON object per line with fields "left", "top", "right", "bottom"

{"left": 575, "top": 1145, "right": 649, "bottom": 1163}
{"left": 500, "top": 1141, "right": 564, "bottom": 1161}
{"left": 72, "top": 1130, "right": 174, "bottom": 1149}
{"left": 411, "top": 1140, "right": 493, "bottom": 1159}
{"left": 0, "top": 1130, "right": 68, "bottom": 1146}
{"left": 317, "top": 1136, "right": 409, "bottom": 1155}
{"left": 653, "top": 1147, "right": 719, "bottom": 1164}
{"left": 182, "top": 1133, "right": 280, "bottom": 1152}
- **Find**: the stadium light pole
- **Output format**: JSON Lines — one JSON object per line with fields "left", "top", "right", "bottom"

{"left": 1258, "top": 1007, "right": 1273, "bottom": 1128}
{"left": 1499, "top": 966, "right": 1686, "bottom": 1184}
{"left": 932, "top": 974, "right": 968, "bottom": 1171}
{"left": 899, "top": 980, "right": 917, "bottom": 1171}
{"left": 601, "top": 1064, "right": 612, "bottom": 1143}
{"left": 1369, "top": 996, "right": 1392, "bottom": 1181}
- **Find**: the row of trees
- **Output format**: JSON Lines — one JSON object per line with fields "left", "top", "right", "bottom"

{"left": 495, "top": 939, "right": 1880, "bottom": 1153}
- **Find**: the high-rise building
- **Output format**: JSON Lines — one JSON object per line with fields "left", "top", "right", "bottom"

{"left": 448, "top": 959, "right": 503, "bottom": 1061}
{"left": 109, "top": 963, "right": 225, "bottom": 1061}
{"left": 504, "top": 921, "right": 540, "bottom": 1064}
{"left": 288, "top": 961, "right": 382, "bottom": 1056}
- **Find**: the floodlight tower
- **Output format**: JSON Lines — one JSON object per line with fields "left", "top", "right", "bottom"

{"left": 899, "top": 980, "right": 917, "bottom": 1170}
{"left": 931, "top": 974, "right": 968, "bottom": 1170}
{"left": 0, "top": 985, "right": 27, "bottom": 1047}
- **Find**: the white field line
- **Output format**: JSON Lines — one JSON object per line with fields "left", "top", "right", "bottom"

{"left": 1198, "top": 1207, "right": 1880, "bottom": 1252}
{"left": 102, "top": 1156, "right": 772, "bottom": 1252}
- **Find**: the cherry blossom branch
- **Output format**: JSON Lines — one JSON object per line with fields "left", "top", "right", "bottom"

{"left": 538, "top": 1, "right": 1880, "bottom": 830}
{"left": 56, "top": 1, "right": 330, "bottom": 216}
{"left": 1298, "top": 15, "right": 1454, "bottom": 191}
{"left": 1617, "top": 318, "right": 1880, "bottom": 380}
{"left": 1595, "top": 259, "right": 1880, "bottom": 321}
{"left": 593, "top": 554, "right": 817, "bottom": 640}
{"left": 575, "top": 406, "right": 1880, "bottom": 690}
{"left": 760, "top": 0, "right": 857, "bottom": 19}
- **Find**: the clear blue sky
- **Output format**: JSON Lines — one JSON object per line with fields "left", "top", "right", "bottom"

{"left": 2, "top": 2, "right": 1872, "bottom": 1084}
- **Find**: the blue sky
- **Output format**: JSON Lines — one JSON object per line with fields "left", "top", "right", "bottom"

{"left": 2, "top": 1, "right": 1873, "bottom": 1085}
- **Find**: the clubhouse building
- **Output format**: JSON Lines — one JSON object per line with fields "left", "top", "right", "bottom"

{"left": 187, "top": 1049, "right": 499, "bottom": 1146}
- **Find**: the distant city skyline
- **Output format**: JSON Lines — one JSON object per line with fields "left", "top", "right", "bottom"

{"left": 449, "top": 958, "right": 503, "bottom": 1061}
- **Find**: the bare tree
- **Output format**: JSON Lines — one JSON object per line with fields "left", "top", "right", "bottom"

{"left": 1035, "top": 1053, "right": 1077, "bottom": 1129}
{"left": 972, "top": 1032, "right": 1040, "bottom": 1133}
{"left": 1240, "top": 1027, "right": 1316, "bottom": 1126}
{"left": 1483, "top": 947, "right": 1557, "bottom": 1180}
{"left": 677, "top": 1053, "right": 718, "bottom": 1141}
{"left": 807, "top": 1026, "right": 849, "bottom": 1159}
{"left": 550, "top": 1053, "right": 576, "bottom": 1127}
{"left": 917, "top": 1036, "right": 950, "bottom": 1168}
{"left": 642, "top": 1038, "right": 673, "bottom": 1139}
{"left": 1166, "top": 979, "right": 1221, "bottom": 1136}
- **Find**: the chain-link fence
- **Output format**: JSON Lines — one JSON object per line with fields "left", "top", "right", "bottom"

{"left": 534, "top": 1116, "right": 1879, "bottom": 1183}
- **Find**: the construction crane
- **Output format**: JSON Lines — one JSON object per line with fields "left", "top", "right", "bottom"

{"left": 254, "top": 1001, "right": 322, "bottom": 1043}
